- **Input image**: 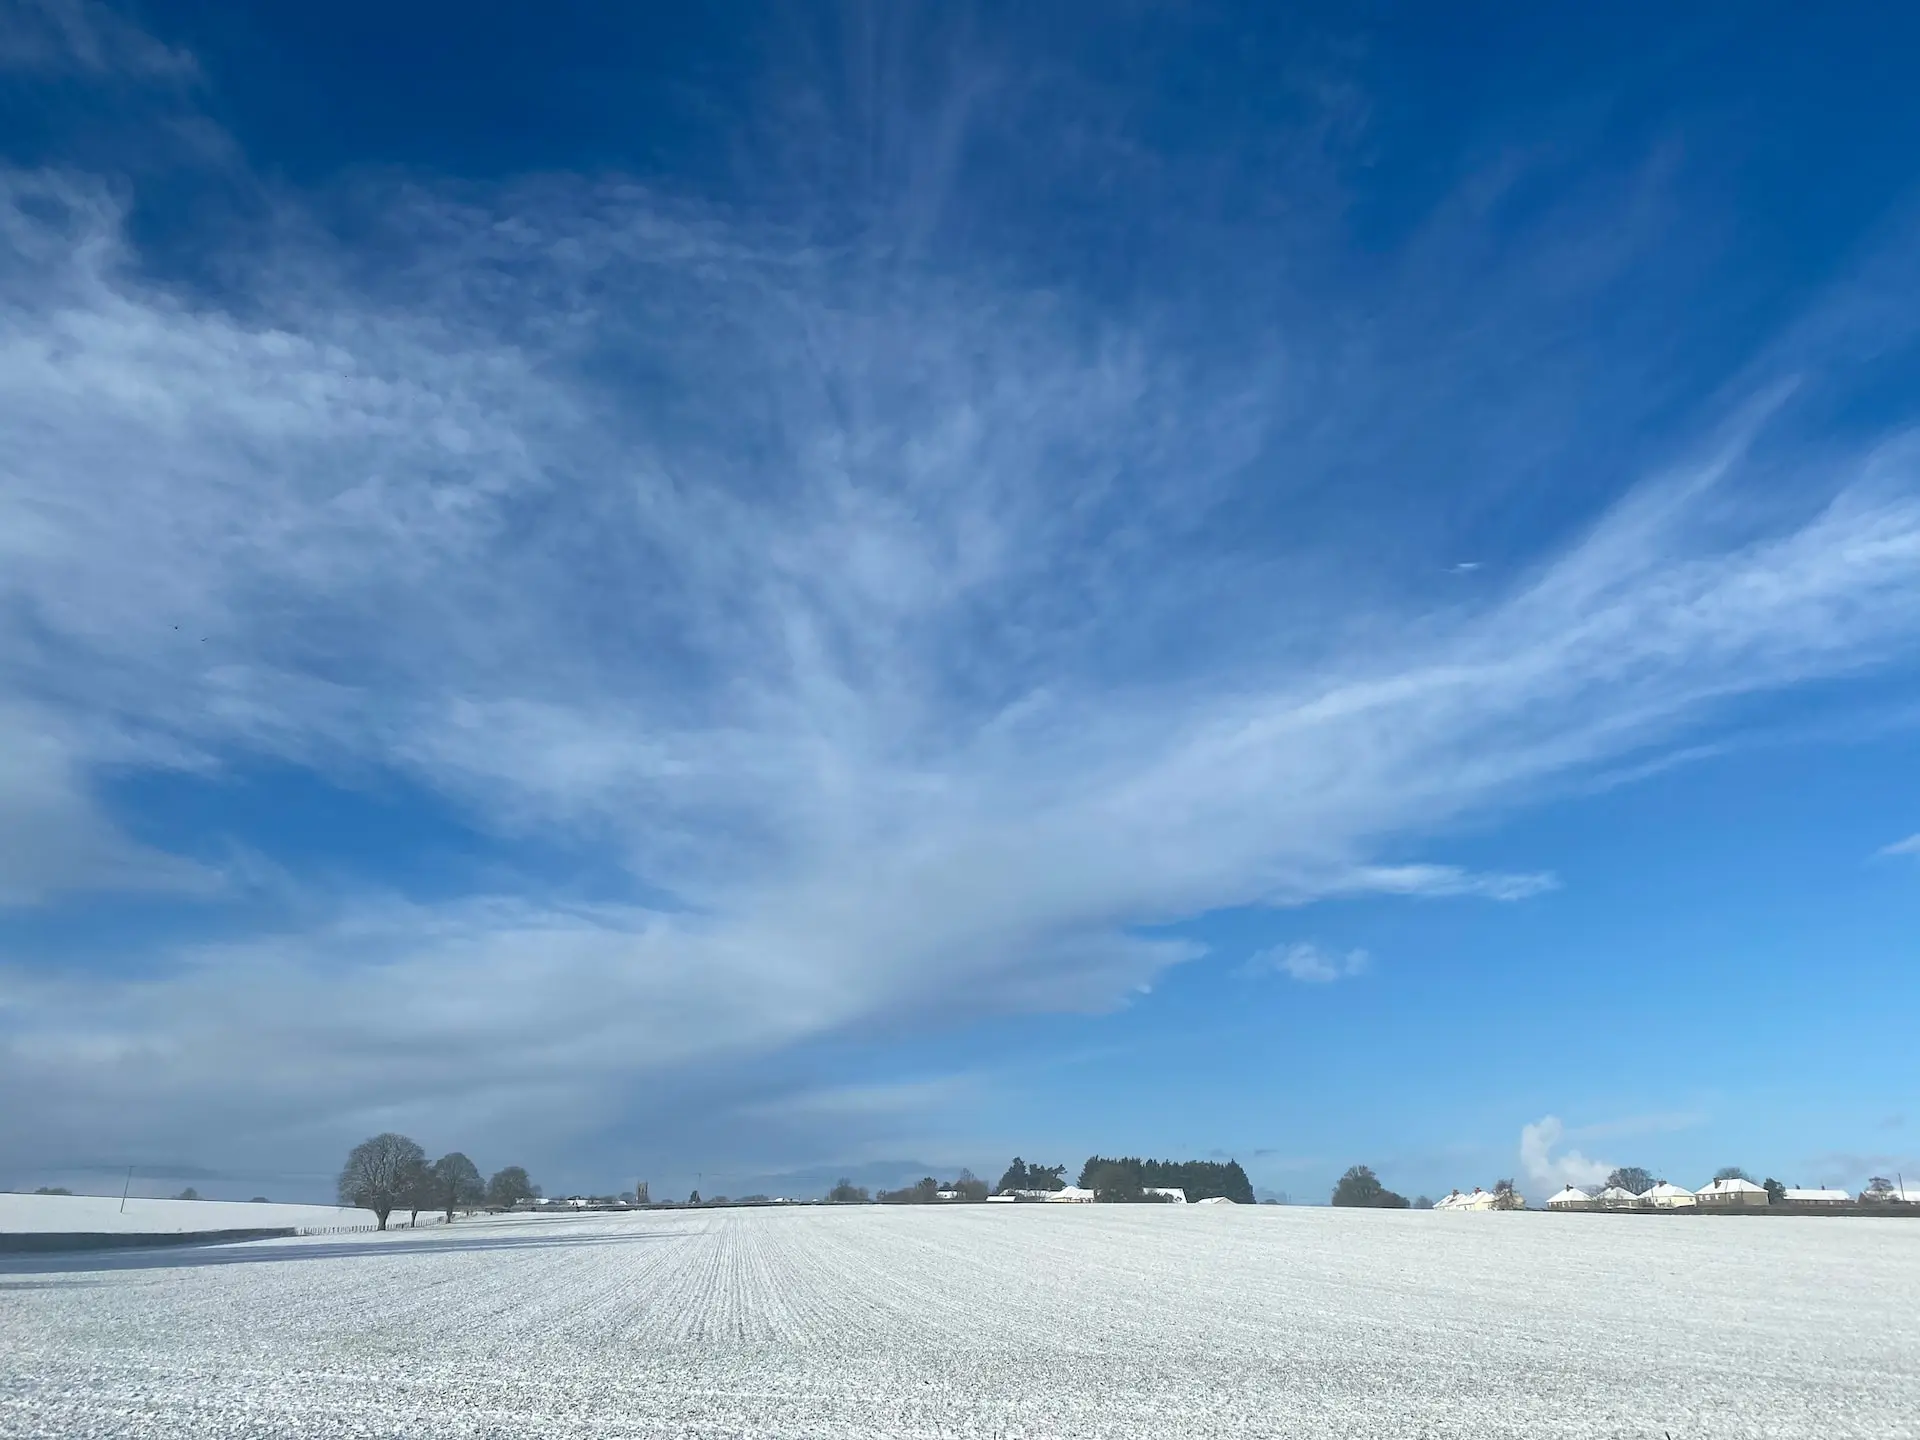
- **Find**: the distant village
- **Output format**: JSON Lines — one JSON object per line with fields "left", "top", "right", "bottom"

{"left": 1438, "top": 1174, "right": 1920, "bottom": 1213}
{"left": 515, "top": 1164, "right": 1920, "bottom": 1215}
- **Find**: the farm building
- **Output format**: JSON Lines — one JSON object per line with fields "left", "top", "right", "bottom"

{"left": 1546, "top": 1186, "right": 1594, "bottom": 1210}
{"left": 1443, "top": 1187, "right": 1523, "bottom": 1211}
{"left": 1195, "top": 1196, "right": 1236, "bottom": 1206}
{"left": 1696, "top": 1178, "right": 1769, "bottom": 1209}
{"left": 1047, "top": 1186, "right": 1096, "bottom": 1203}
{"left": 1643, "top": 1182, "right": 1696, "bottom": 1208}
{"left": 1783, "top": 1188, "right": 1850, "bottom": 1207}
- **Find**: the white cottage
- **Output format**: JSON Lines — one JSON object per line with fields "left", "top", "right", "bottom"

{"left": 1643, "top": 1181, "right": 1696, "bottom": 1208}
{"left": 1695, "top": 1177, "right": 1769, "bottom": 1209}
{"left": 1546, "top": 1185, "right": 1593, "bottom": 1210}
{"left": 1459, "top": 1190, "right": 1520, "bottom": 1213}
{"left": 1595, "top": 1185, "right": 1645, "bottom": 1209}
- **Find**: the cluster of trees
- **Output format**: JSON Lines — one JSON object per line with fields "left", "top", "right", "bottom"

{"left": 1077, "top": 1156, "right": 1256, "bottom": 1204}
{"left": 877, "top": 1170, "right": 989, "bottom": 1204}
{"left": 1331, "top": 1165, "right": 1409, "bottom": 1208}
{"left": 995, "top": 1158, "right": 1067, "bottom": 1193}
{"left": 337, "top": 1134, "right": 539, "bottom": 1230}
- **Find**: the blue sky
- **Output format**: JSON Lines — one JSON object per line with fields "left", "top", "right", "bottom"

{"left": 3, "top": 0, "right": 1919, "bottom": 1206}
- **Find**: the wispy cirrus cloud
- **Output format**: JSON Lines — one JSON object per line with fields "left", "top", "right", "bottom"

{"left": 3, "top": 9, "right": 1920, "bottom": 1181}
{"left": 1241, "top": 943, "right": 1370, "bottom": 984}
{"left": 0, "top": 0, "right": 197, "bottom": 78}
{"left": 1878, "top": 834, "right": 1920, "bottom": 857}
{"left": 1314, "top": 865, "right": 1558, "bottom": 903}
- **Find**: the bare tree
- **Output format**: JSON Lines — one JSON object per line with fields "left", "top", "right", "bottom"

{"left": 1606, "top": 1166, "right": 1653, "bottom": 1195}
{"left": 338, "top": 1133, "right": 428, "bottom": 1230}
{"left": 431, "top": 1152, "right": 485, "bottom": 1221}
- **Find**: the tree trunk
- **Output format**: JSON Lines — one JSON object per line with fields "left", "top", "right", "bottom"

{"left": 376, "top": 1207, "right": 390, "bottom": 1230}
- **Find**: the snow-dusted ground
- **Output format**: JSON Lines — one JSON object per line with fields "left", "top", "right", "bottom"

{"left": 3, "top": 1204, "right": 1916, "bottom": 1438}
{"left": 0, "top": 1192, "right": 384, "bottom": 1234}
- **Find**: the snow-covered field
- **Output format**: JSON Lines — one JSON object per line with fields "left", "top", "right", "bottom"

{"left": 0, "top": 1192, "right": 384, "bottom": 1235}
{"left": 3, "top": 1204, "right": 1915, "bottom": 1438}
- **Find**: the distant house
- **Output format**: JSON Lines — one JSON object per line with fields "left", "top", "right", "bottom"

{"left": 1782, "top": 1188, "right": 1850, "bottom": 1208}
{"left": 935, "top": 1191, "right": 962, "bottom": 1201}
{"left": 1644, "top": 1182, "right": 1696, "bottom": 1209}
{"left": 986, "top": 1193, "right": 1019, "bottom": 1203}
{"left": 1144, "top": 1187, "right": 1188, "bottom": 1204}
{"left": 1546, "top": 1185, "right": 1594, "bottom": 1210}
{"left": 1595, "top": 1186, "right": 1645, "bottom": 1209}
{"left": 1696, "top": 1178, "right": 1769, "bottom": 1209}
{"left": 1433, "top": 1190, "right": 1468, "bottom": 1210}
{"left": 1861, "top": 1185, "right": 1920, "bottom": 1204}
{"left": 1195, "top": 1196, "right": 1236, "bottom": 1206}
{"left": 1047, "top": 1185, "right": 1096, "bottom": 1203}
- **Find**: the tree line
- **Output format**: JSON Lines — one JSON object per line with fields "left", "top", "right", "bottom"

{"left": 337, "top": 1133, "right": 540, "bottom": 1230}
{"left": 870, "top": 1170, "right": 990, "bottom": 1204}
{"left": 1077, "top": 1156, "right": 1256, "bottom": 1203}
{"left": 823, "top": 1156, "right": 1257, "bottom": 1204}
